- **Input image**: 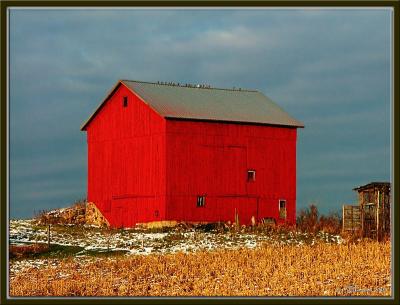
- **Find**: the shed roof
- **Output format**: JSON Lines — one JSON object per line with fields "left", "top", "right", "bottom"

{"left": 353, "top": 182, "right": 391, "bottom": 192}
{"left": 81, "top": 80, "right": 304, "bottom": 130}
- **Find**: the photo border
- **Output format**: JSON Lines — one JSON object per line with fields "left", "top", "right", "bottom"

{"left": 1, "top": 1, "right": 398, "bottom": 304}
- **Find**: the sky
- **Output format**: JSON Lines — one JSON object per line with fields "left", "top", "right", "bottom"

{"left": 9, "top": 8, "right": 392, "bottom": 219}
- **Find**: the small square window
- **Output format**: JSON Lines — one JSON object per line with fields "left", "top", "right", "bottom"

{"left": 279, "top": 199, "right": 287, "bottom": 219}
{"left": 197, "top": 196, "right": 206, "bottom": 207}
{"left": 123, "top": 96, "right": 128, "bottom": 107}
{"left": 247, "top": 170, "right": 256, "bottom": 182}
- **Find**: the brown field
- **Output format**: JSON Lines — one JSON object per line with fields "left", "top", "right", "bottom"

{"left": 10, "top": 240, "right": 390, "bottom": 297}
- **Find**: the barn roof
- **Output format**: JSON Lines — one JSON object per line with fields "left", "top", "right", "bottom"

{"left": 81, "top": 80, "right": 304, "bottom": 130}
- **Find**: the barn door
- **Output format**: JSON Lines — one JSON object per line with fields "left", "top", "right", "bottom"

{"left": 236, "top": 197, "right": 258, "bottom": 225}
{"left": 363, "top": 203, "right": 377, "bottom": 238}
{"left": 222, "top": 146, "right": 247, "bottom": 195}
{"left": 216, "top": 197, "right": 258, "bottom": 225}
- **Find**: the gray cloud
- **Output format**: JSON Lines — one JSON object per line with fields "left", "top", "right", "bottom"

{"left": 9, "top": 8, "right": 392, "bottom": 218}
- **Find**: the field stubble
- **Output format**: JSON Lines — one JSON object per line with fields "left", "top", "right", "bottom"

{"left": 10, "top": 240, "right": 390, "bottom": 297}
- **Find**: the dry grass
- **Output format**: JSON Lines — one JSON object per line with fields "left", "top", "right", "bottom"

{"left": 34, "top": 199, "right": 87, "bottom": 225}
{"left": 297, "top": 204, "right": 342, "bottom": 234}
{"left": 9, "top": 244, "right": 49, "bottom": 259}
{"left": 10, "top": 241, "right": 390, "bottom": 297}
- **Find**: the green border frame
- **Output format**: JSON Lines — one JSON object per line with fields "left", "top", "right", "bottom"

{"left": 1, "top": 1, "right": 398, "bottom": 304}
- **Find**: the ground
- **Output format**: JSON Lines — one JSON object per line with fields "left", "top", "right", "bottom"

{"left": 8, "top": 219, "right": 391, "bottom": 297}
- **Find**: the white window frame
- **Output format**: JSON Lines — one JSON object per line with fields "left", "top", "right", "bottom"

{"left": 197, "top": 196, "right": 206, "bottom": 207}
{"left": 279, "top": 199, "right": 287, "bottom": 219}
{"left": 247, "top": 170, "right": 256, "bottom": 182}
{"left": 279, "top": 199, "right": 287, "bottom": 210}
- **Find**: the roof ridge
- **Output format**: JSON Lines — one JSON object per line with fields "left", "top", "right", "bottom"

{"left": 120, "top": 79, "right": 258, "bottom": 93}
{"left": 81, "top": 79, "right": 304, "bottom": 131}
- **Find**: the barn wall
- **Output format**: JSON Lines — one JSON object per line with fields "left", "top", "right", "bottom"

{"left": 165, "top": 120, "right": 297, "bottom": 225}
{"left": 85, "top": 84, "right": 166, "bottom": 227}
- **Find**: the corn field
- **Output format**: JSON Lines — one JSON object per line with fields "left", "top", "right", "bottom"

{"left": 10, "top": 240, "right": 390, "bottom": 297}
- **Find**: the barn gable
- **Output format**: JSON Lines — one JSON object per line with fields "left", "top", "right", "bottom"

{"left": 81, "top": 80, "right": 304, "bottom": 131}
{"left": 83, "top": 83, "right": 167, "bottom": 227}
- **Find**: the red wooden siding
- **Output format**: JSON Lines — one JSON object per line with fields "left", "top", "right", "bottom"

{"left": 85, "top": 84, "right": 166, "bottom": 227}
{"left": 84, "top": 83, "right": 299, "bottom": 227}
{"left": 165, "top": 120, "right": 297, "bottom": 225}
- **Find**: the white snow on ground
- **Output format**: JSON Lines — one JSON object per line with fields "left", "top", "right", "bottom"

{"left": 9, "top": 219, "right": 345, "bottom": 276}
{"left": 9, "top": 219, "right": 344, "bottom": 254}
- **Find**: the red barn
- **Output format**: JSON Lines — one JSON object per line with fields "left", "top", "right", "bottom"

{"left": 81, "top": 80, "right": 303, "bottom": 228}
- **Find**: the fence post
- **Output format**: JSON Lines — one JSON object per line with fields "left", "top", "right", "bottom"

{"left": 377, "top": 190, "right": 380, "bottom": 242}
{"left": 47, "top": 224, "right": 51, "bottom": 248}
{"left": 234, "top": 208, "right": 239, "bottom": 230}
{"left": 342, "top": 205, "right": 344, "bottom": 233}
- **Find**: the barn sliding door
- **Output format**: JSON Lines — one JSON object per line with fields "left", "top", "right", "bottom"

{"left": 220, "top": 146, "right": 247, "bottom": 195}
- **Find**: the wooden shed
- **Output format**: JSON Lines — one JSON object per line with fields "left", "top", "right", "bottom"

{"left": 81, "top": 80, "right": 304, "bottom": 228}
{"left": 343, "top": 182, "right": 391, "bottom": 239}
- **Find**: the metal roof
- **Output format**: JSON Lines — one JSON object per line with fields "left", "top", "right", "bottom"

{"left": 81, "top": 80, "right": 304, "bottom": 130}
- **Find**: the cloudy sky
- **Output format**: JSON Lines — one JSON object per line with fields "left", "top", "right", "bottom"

{"left": 9, "top": 8, "right": 392, "bottom": 219}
